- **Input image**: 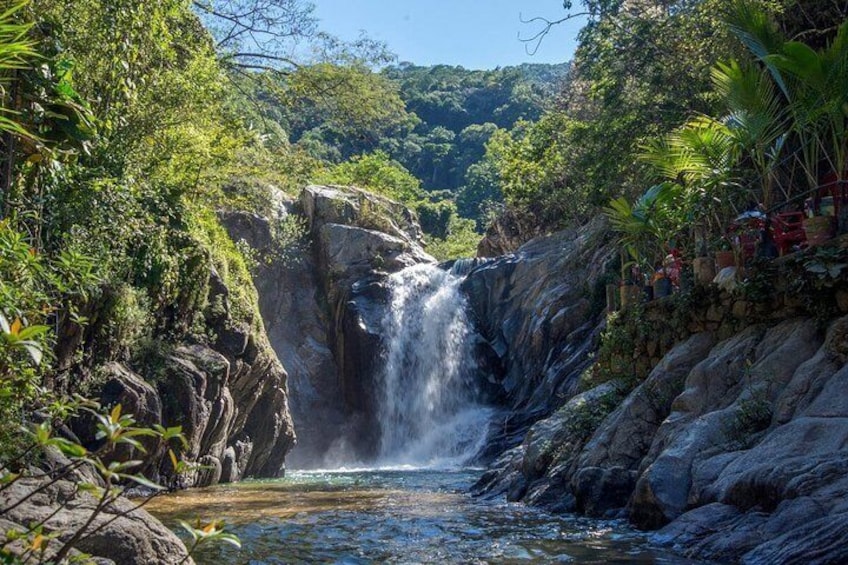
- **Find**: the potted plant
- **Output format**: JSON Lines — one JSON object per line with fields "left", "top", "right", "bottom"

{"left": 714, "top": 237, "right": 736, "bottom": 270}
{"left": 734, "top": 11, "right": 848, "bottom": 241}
{"left": 604, "top": 183, "right": 684, "bottom": 306}
{"left": 618, "top": 251, "right": 643, "bottom": 309}
{"left": 652, "top": 266, "right": 673, "bottom": 298}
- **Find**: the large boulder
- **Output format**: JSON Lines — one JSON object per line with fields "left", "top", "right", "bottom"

{"left": 300, "top": 184, "right": 425, "bottom": 247}
{"left": 629, "top": 319, "right": 820, "bottom": 529}
{"left": 201, "top": 262, "right": 296, "bottom": 480}
{"left": 84, "top": 262, "right": 296, "bottom": 487}
{"left": 572, "top": 332, "right": 717, "bottom": 517}
{"left": 297, "top": 185, "right": 436, "bottom": 461}
{"left": 0, "top": 479, "right": 194, "bottom": 565}
{"left": 318, "top": 223, "right": 431, "bottom": 298}
{"left": 157, "top": 345, "right": 234, "bottom": 486}
{"left": 473, "top": 381, "right": 625, "bottom": 513}
{"left": 94, "top": 363, "right": 165, "bottom": 479}
{"left": 474, "top": 276, "right": 848, "bottom": 564}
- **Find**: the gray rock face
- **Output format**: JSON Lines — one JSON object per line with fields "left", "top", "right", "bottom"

{"left": 301, "top": 186, "right": 433, "bottom": 307}
{"left": 300, "top": 185, "right": 425, "bottom": 248}
{"left": 96, "top": 363, "right": 165, "bottom": 479}
{"left": 221, "top": 202, "right": 342, "bottom": 468}
{"left": 573, "top": 332, "right": 718, "bottom": 517}
{"left": 89, "top": 334, "right": 294, "bottom": 488}
{"left": 223, "top": 185, "right": 437, "bottom": 465}
{"left": 318, "top": 224, "right": 429, "bottom": 284}
{"left": 0, "top": 479, "right": 194, "bottom": 565}
{"left": 462, "top": 218, "right": 615, "bottom": 453}
{"left": 474, "top": 381, "right": 624, "bottom": 513}
{"left": 630, "top": 319, "right": 821, "bottom": 530}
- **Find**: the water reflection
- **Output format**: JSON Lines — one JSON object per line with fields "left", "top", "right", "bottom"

{"left": 145, "top": 469, "right": 699, "bottom": 564}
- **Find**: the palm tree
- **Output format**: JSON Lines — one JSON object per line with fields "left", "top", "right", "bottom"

{"left": 728, "top": 1, "right": 848, "bottom": 196}
{"left": 711, "top": 59, "right": 788, "bottom": 208}
{"left": 0, "top": 1, "right": 36, "bottom": 137}
{"left": 604, "top": 181, "right": 683, "bottom": 281}
{"left": 640, "top": 115, "right": 740, "bottom": 238}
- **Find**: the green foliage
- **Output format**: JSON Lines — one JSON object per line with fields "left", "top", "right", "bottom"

{"left": 178, "top": 519, "right": 242, "bottom": 564}
{"left": 456, "top": 160, "right": 502, "bottom": 228}
{"left": 0, "top": 1, "right": 37, "bottom": 140}
{"left": 285, "top": 63, "right": 417, "bottom": 160}
{"left": 590, "top": 304, "right": 656, "bottom": 389}
{"left": 316, "top": 151, "right": 424, "bottom": 203}
{"left": 592, "top": 1, "right": 848, "bottom": 271}
{"left": 260, "top": 213, "right": 310, "bottom": 268}
{"left": 269, "top": 61, "right": 564, "bottom": 224}
{"left": 722, "top": 363, "right": 773, "bottom": 449}
{"left": 0, "top": 313, "right": 47, "bottom": 459}
{"left": 485, "top": 113, "right": 603, "bottom": 227}
{"left": 383, "top": 63, "right": 555, "bottom": 134}
{"left": 424, "top": 216, "right": 480, "bottom": 261}
{"left": 0, "top": 220, "right": 101, "bottom": 455}
{"left": 481, "top": 0, "right": 791, "bottom": 234}
{"left": 729, "top": 2, "right": 848, "bottom": 191}
{"left": 94, "top": 285, "right": 153, "bottom": 362}
{"left": 187, "top": 206, "right": 258, "bottom": 330}
{"left": 415, "top": 200, "right": 455, "bottom": 239}
{"left": 563, "top": 387, "right": 624, "bottom": 443}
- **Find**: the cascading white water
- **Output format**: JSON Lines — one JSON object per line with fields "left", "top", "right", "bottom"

{"left": 377, "top": 263, "right": 492, "bottom": 467}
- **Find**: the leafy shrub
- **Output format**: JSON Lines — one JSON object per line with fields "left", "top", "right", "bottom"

{"left": 315, "top": 151, "right": 424, "bottom": 203}
{"left": 424, "top": 217, "right": 481, "bottom": 261}
{"left": 415, "top": 200, "right": 455, "bottom": 239}
{"left": 94, "top": 284, "right": 152, "bottom": 362}
{"left": 187, "top": 207, "right": 258, "bottom": 331}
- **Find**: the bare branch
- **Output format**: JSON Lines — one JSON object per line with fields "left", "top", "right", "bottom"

{"left": 519, "top": 11, "right": 592, "bottom": 55}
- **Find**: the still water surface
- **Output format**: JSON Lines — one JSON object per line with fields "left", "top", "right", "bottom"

{"left": 146, "top": 469, "right": 697, "bottom": 564}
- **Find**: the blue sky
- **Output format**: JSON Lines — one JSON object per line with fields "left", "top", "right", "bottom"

{"left": 312, "top": 1, "right": 585, "bottom": 69}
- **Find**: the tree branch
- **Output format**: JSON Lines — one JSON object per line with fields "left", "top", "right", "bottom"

{"left": 519, "top": 11, "right": 591, "bottom": 55}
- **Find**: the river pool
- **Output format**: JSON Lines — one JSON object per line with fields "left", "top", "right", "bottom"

{"left": 145, "top": 468, "right": 701, "bottom": 564}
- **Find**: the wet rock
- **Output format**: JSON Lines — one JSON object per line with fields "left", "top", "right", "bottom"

{"left": 472, "top": 445, "right": 526, "bottom": 499}
{"left": 220, "top": 446, "right": 239, "bottom": 483}
{"left": 297, "top": 185, "right": 437, "bottom": 462}
{"left": 318, "top": 223, "right": 431, "bottom": 297}
{"left": 195, "top": 454, "right": 222, "bottom": 487}
{"left": 88, "top": 267, "right": 295, "bottom": 487}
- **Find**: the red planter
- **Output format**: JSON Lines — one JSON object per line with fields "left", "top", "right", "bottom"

{"left": 715, "top": 250, "right": 736, "bottom": 270}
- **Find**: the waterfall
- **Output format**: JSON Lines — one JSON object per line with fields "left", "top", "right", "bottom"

{"left": 376, "top": 263, "right": 492, "bottom": 467}
{"left": 448, "top": 257, "right": 492, "bottom": 277}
